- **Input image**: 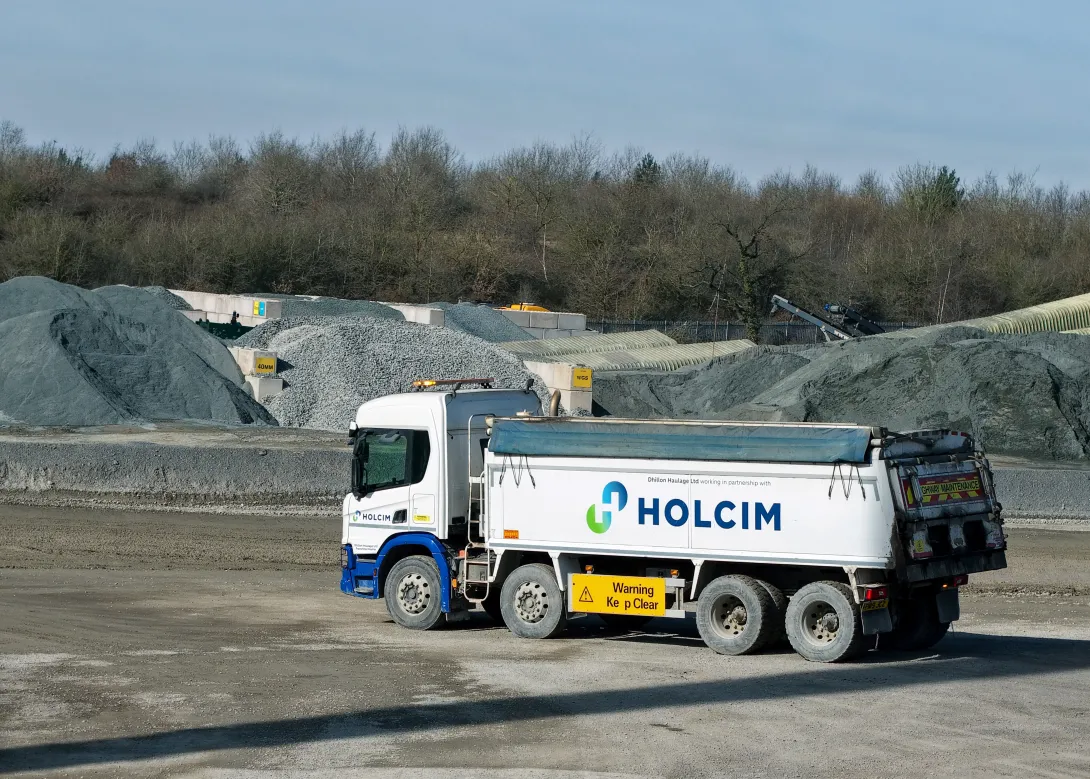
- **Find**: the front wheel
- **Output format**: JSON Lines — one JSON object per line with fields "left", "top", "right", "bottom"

{"left": 384, "top": 555, "right": 445, "bottom": 630}
{"left": 499, "top": 563, "right": 568, "bottom": 639}
{"left": 785, "top": 581, "right": 865, "bottom": 662}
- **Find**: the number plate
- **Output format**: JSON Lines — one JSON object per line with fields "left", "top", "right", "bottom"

{"left": 860, "top": 598, "right": 889, "bottom": 612}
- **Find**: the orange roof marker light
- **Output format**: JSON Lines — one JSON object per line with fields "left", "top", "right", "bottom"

{"left": 411, "top": 377, "right": 495, "bottom": 392}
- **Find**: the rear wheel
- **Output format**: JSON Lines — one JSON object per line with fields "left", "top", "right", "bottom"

{"left": 887, "top": 596, "right": 950, "bottom": 651}
{"left": 480, "top": 589, "right": 504, "bottom": 623}
{"left": 384, "top": 555, "right": 445, "bottom": 630}
{"left": 755, "top": 579, "right": 788, "bottom": 645}
{"left": 785, "top": 581, "right": 865, "bottom": 662}
{"left": 696, "top": 575, "right": 778, "bottom": 655}
{"left": 500, "top": 563, "right": 568, "bottom": 639}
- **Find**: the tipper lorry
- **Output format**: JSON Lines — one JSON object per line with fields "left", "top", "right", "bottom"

{"left": 340, "top": 380, "right": 1007, "bottom": 662}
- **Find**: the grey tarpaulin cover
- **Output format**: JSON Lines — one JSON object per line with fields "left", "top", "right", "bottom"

{"left": 489, "top": 418, "right": 873, "bottom": 464}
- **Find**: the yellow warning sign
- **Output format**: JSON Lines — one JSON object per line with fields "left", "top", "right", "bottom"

{"left": 571, "top": 367, "right": 593, "bottom": 389}
{"left": 570, "top": 574, "right": 665, "bottom": 616}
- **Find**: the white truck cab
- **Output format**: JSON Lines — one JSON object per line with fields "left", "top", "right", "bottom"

{"left": 341, "top": 382, "right": 1007, "bottom": 662}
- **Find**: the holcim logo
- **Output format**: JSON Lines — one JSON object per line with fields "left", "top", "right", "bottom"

{"left": 586, "top": 481, "right": 627, "bottom": 534}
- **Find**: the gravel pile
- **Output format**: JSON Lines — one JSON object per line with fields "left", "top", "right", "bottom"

{"left": 269, "top": 294, "right": 403, "bottom": 320}
{"left": 142, "top": 286, "right": 192, "bottom": 310}
{"left": 0, "top": 276, "right": 275, "bottom": 427}
{"left": 237, "top": 316, "right": 548, "bottom": 430}
{"left": 433, "top": 302, "right": 529, "bottom": 342}
{"left": 595, "top": 326, "right": 1090, "bottom": 461}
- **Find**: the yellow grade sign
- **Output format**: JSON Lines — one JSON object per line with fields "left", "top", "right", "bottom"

{"left": 570, "top": 574, "right": 665, "bottom": 616}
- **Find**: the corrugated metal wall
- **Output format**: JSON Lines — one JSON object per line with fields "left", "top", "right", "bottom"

{"left": 960, "top": 292, "right": 1090, "bottom": 334}
{"left": 501, "top": 329, "right": 676, "bottom": 358}
{"left": 560, "top": 340, "right": 756, "bottom": 372}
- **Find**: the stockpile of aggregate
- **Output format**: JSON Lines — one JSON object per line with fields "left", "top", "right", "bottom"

{"left": 142, "top": 286, "right": 192, "bottom": 310}
{"left": 237, "top": 316, "right": 549, "bottom": 431}
{"left": 594, "top": 326, "right": 1090, "bottom": 461}
{"left": 270, "top": 294, "right": 403, "bottom": 320}
{"left": 433, "top": 302, "right": 529, "bottom": 342}
{"left": 0, "top": 277, "right": 275, "bottom": 427}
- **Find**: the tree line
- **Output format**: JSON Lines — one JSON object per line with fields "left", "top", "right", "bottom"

{"left": 2, "top": 119, "right": 1088, "bottom": 337}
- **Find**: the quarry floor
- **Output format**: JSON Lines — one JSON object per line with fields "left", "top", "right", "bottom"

{"left": 2, "top": 507, "right": 1090, "bottom": 779}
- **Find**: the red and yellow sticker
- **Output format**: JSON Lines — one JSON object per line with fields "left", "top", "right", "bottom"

{"left": 915, "top": 473, "right": 983, "bottom": 505}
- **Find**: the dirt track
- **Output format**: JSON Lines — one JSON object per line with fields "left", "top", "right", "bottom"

{"left": 2, "top": 507, "right": 1090, "bottom": 778}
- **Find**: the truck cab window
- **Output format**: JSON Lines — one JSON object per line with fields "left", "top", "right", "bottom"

{"left": 353, "top": 429, "right": 430, "bottom": 495}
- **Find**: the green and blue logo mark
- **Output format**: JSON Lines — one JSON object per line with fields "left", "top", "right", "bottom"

{"left": 586, "top": 481, "right": 627, "bottom": 534}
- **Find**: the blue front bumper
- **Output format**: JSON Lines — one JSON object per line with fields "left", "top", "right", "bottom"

{"left": 340, "top": 544, "right": 379, "bottom": 598}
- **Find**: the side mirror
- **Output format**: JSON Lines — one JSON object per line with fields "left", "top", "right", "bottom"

{"left": 351, "top": 438, "right": 370, "bottom": 499}
{"left": 352, "top": 467, "right": 368, "bottom": 500}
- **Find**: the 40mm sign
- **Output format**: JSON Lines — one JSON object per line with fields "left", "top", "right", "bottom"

{"left": 568, "top": 573, "right": 666, "bottom": 616}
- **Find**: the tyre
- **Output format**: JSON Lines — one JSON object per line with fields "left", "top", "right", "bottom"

{"left": 755, "top": 579, "right": 788, "bottom": 645}
{"left": 695, "top": 574, "right": 778, "bottom": 655}
{"left": 499, "top": 563, "right": 568, "bottom": 639}
{"left": 480, "top": 588, "right": 504, "bottom": 623}
{"left": 887, "top": 596, "right": 950, "bottom": 651}
{"left": 599, "top": 614, "right": 653, "bottom": 632}
{"left": 785, "top": 581, "right": 865, "bottom": 663}
{"left": 384, "top": 555, "right": 445, "bottom": 630}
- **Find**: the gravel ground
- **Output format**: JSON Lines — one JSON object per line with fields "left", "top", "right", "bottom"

{"left": 434, "top": 302, "right": 529, "bottom": 342}
{"left": 237, "top": 316, "right": 547, "bottom": 430}
{"left": 1, "top": 510, "right": 1089, "bottom": 778}
{"left": 2, "top": 427, "right": 1089, "bottom": 520}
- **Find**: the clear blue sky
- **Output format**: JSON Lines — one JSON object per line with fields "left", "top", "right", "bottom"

{"left": 2, "top": 0, "right": 1087, "bottom": 189}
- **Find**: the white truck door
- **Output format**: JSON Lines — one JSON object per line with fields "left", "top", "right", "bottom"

{"left": 346, "top": 429, "right": 430, "bottom": 550}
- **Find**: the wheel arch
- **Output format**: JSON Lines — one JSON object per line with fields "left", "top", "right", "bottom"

{"left": 376, "top": 533, "right": 453, "bottom": 612}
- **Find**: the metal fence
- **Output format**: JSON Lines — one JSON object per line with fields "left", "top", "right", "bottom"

{"left": 586, "top": 319, "right": 920, "bottom": 345}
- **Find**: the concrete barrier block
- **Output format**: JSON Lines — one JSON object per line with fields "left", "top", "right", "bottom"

{"left": 386, "top": 304, "right": 445, "bottom": 326}
{"left": 544, "top": 328, "right": 576, "bottom": 339}
{"left": 170, "top": 290, "right": 215, "bottom": 312}
{"left": 500, "top": 310, "right": 532, "bottom": 327}
{"left": 524, "top": 361, "right": 564, "bottom": 389}
{"left": 229, "top": 347, "right": 278, "bottom": 376}
{"left": 529, "top": 311, "right": 560, "bottom": 329}
{"left": 245, "top": 375, "right": 284, "bottom": 402}
{"left": 560, "top": 389, "right": 593, "bottom": 414}
{"left": 523, "top": 362, "right": 593, "bottom": 392}
{"left": 180, "top": 310, "right": 207, "bottom": 322}
{"left": 557, "top": 312, "right": 587, "bottom": 330}
{"left": 521, "top": 327, "right": 547, "bottom": 339}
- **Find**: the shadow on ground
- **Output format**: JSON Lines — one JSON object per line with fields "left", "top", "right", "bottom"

{"left": 2, "top": 632, "right": 1088, "bottom": 774}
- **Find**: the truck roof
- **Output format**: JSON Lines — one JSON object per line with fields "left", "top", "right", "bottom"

{"left": 489, "top": 417, "right": 878, "bottom": 464}
{"left": 354, "top": 388, "right": 542, "bottom": 430}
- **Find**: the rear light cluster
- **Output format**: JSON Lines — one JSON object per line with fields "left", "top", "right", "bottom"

{"left": 340, "top": 546, "right": 350, "bottom": 569}
{"left": 863, "top": 586, "right": 889, "bottom": 602}
{"left": 942, "top": 574, "right": 969, "bottom": 589}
